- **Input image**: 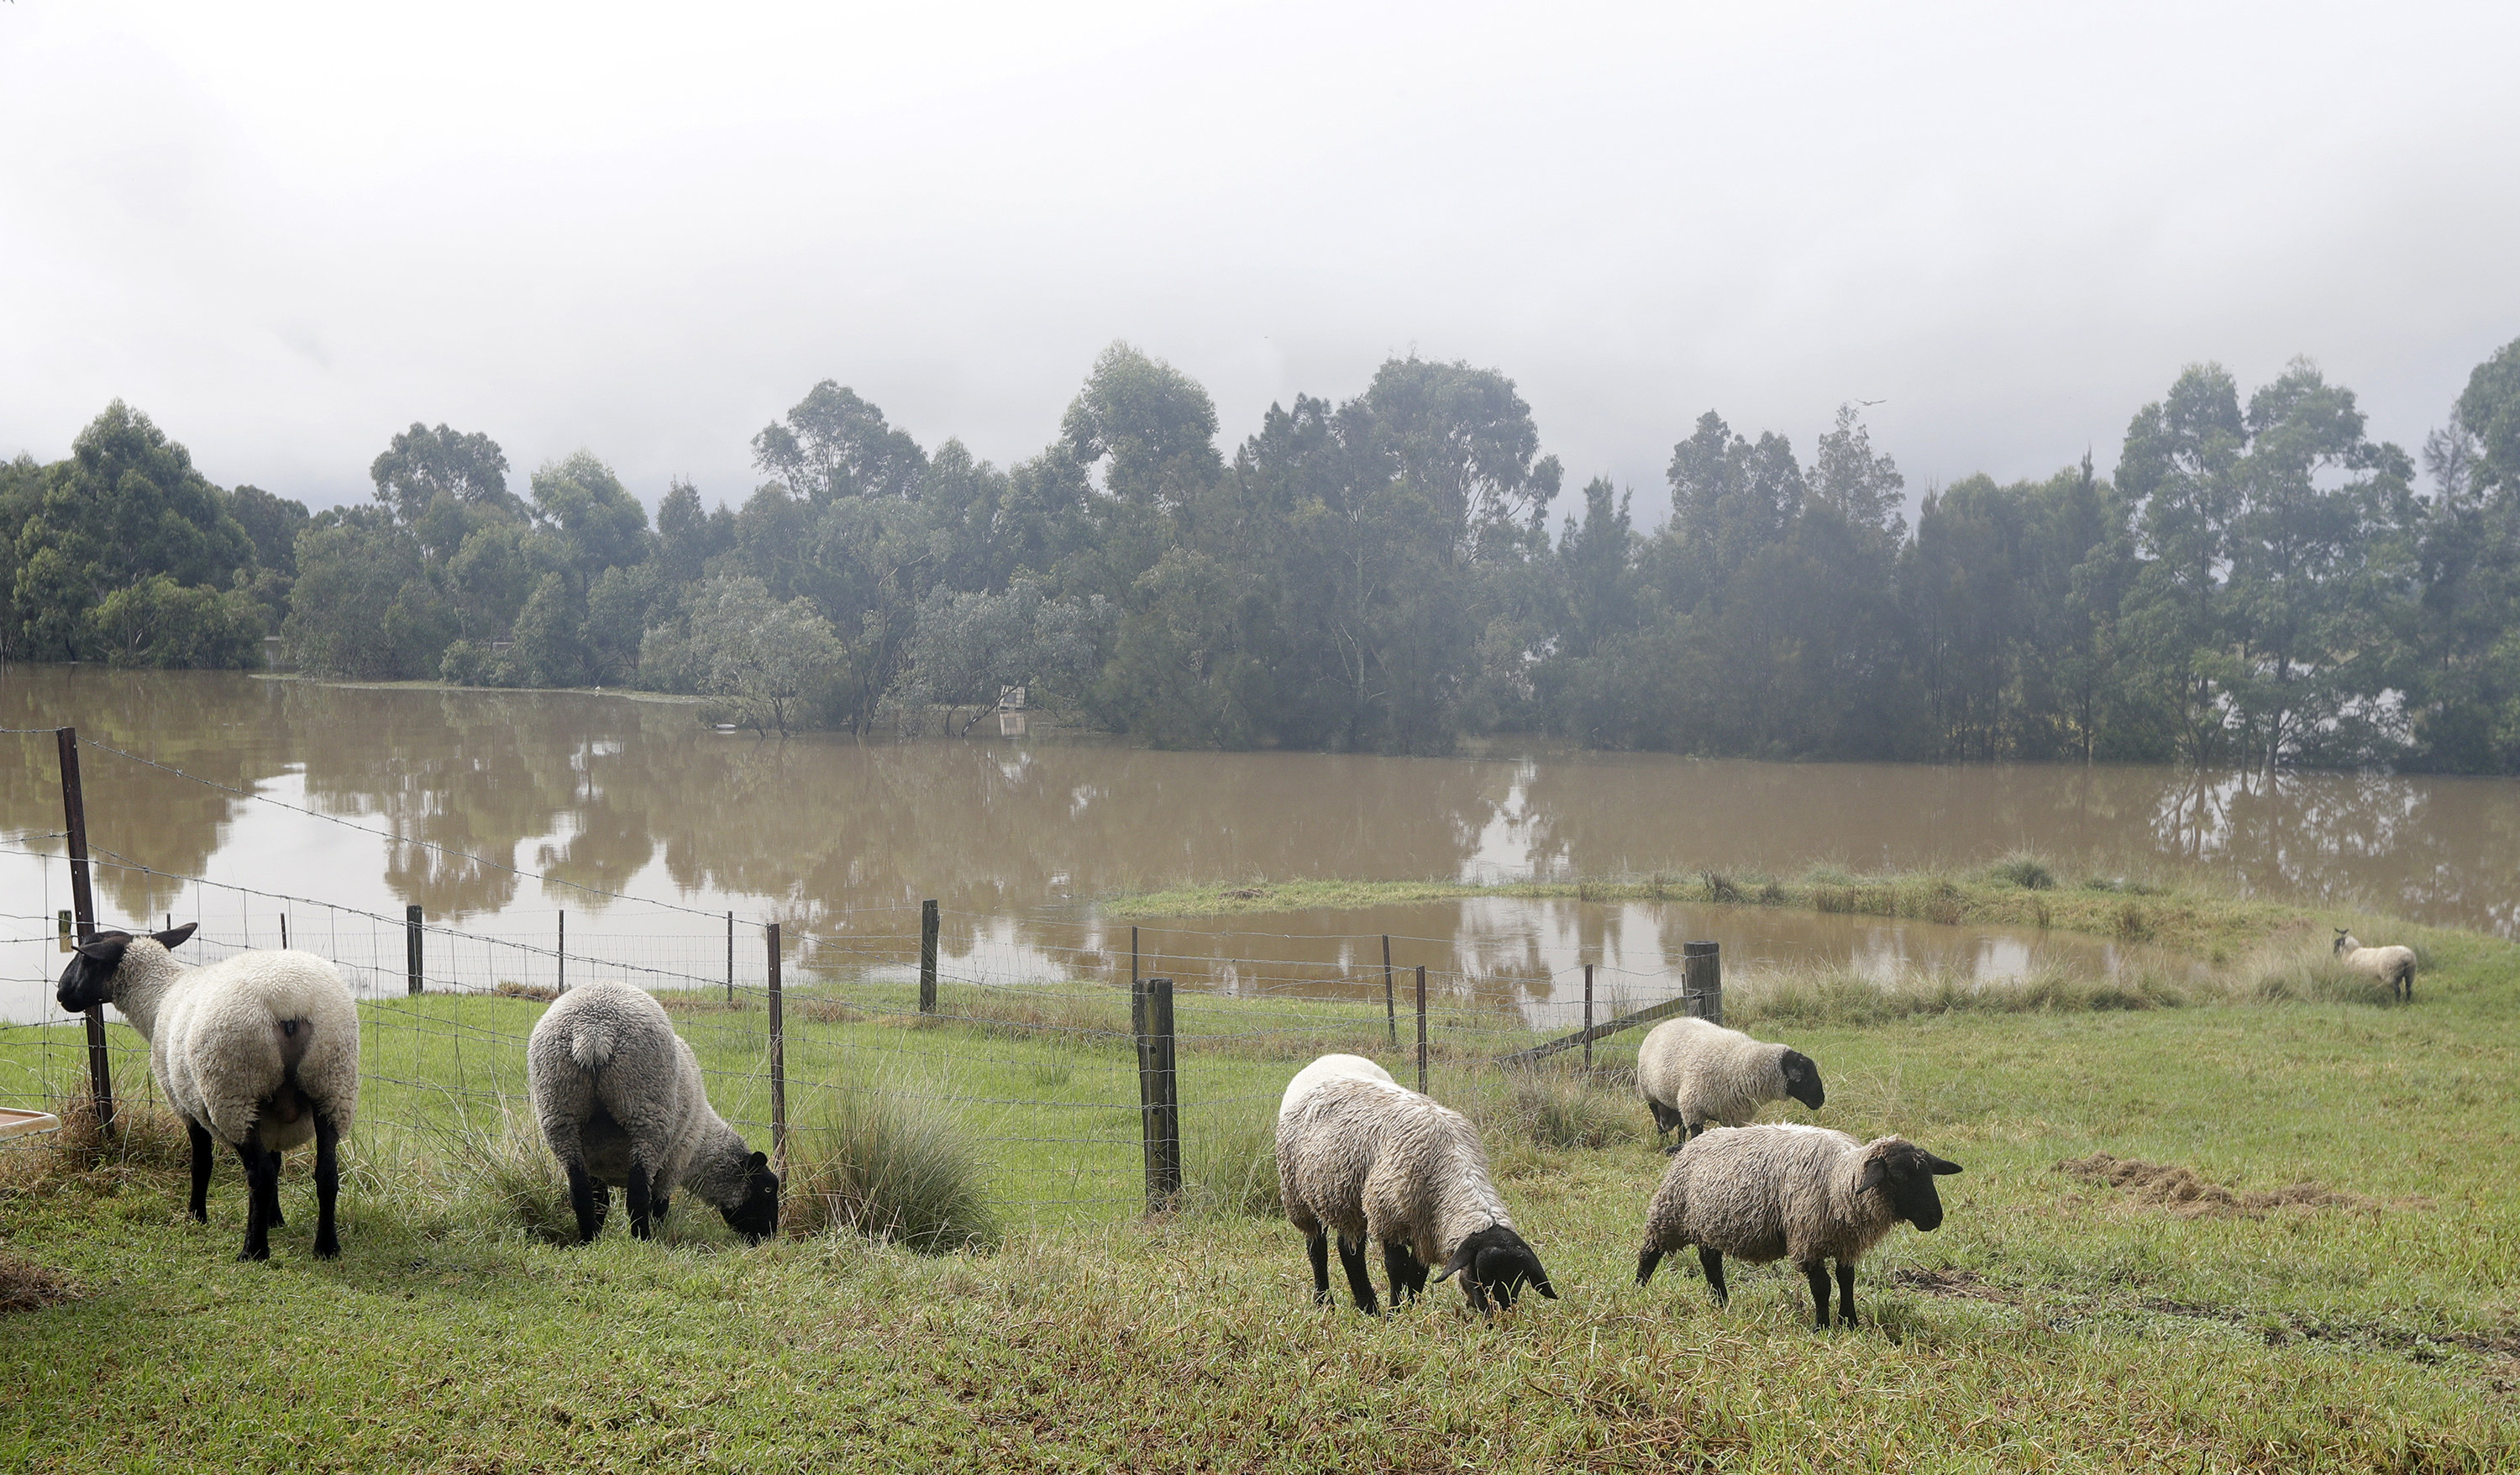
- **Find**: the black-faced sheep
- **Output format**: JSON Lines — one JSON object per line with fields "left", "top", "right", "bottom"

{"left": 527, "top": 981, "right": 779, "bottom": 1243}
{"left": 1635, "top": 1016, "right": 1824, "bottom": 1150}
{"left": 1277, "top": 1054, "right": 1556, "bottom": 1315}
{"left": 1635, "top": 1123, "right": 1961, "bottom": 1329}
{"left": 2333, "top": 930, "right": 2416, "bottom": 1002}
{"left": 55, "top": 924, "right": 360, "bottom": 1262}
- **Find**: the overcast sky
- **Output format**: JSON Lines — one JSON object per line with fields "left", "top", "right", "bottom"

{"left": 5, "top": 2, "right": 2516, "bottom": 529}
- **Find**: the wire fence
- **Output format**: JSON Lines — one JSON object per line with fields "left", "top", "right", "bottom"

{"left": 2, "top": 727, "right": 1699, "bottom": 1228}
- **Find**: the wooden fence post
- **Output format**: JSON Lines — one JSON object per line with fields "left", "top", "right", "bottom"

{"left": 1134, "top": 975, "right": 1179, "bottom": 1213}
{"left": 55, "top": 727, "right": 113, "bottom": 1134}
{"left": 766, "top": 921, "right": 786, "bottom": 1173}
{"left": 919, "top": 899, "right": 939, "bottom": 1014}
{"left": 1583, "top": 963, "right": 1595, "bottom": 1071}
{"left": 1415, "top": 964, "right": 1428, "bottom": 1094}
{"left": 1382, "top": 935, "right": 1397, "bottom": 1049}
{"left": 1683, "top": 940, "right": 1721, "bottom": 1026}
{"left": 405, "top": 905, "right": 423, "bottom": 995}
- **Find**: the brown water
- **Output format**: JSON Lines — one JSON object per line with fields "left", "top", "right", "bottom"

{"left": 4, "top": 665, "right": 2512, "bottom": 1023}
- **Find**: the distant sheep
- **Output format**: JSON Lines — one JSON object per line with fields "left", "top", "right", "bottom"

{"left": 528, "top": 981, "right": 780, "bottom": 1243}
{"left": 1635, "top": 1016, "right": 1824, "bottom": 1150}
{"left": 1277, "top": 1057, "right": 1556, "bottom": 1315}
{"left": 56, "top": 925, "right": 359, "bottom": 1262}
{"left": 1635, "top": 1123, "right": 1961, "bottom": 1329}
{"left": 2333, "top": 930, "right": 2416, "bottom": 1003}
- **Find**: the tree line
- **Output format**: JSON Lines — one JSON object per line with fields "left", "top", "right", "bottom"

{"left": 6, "top": 337, "right": 2517, "bottom": 772}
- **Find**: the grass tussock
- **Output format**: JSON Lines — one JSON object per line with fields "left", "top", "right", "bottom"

{"left": 784, "top": 1087, "right": 1000, "bottom": 1252}
{"left": 492, "top": 980, "right": 559, "bottom": 1003}
{"left": 429, "top": 1098, "right": 580, "bottom": 1245}
{"left": 1478, "top": 1067, "right": 1642, "bottom": 1151}
{"left": 1182, "top": 1115, "right": 1279, "bottom": 1218}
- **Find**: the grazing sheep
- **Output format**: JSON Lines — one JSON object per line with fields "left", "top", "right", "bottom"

{"left": 1276, "top": 1059, "right": 1556, "bottom": 1315}
{"left": 1636, "top": 1016, "right": 1824, "bottom": 1150}
{"left": 2333, "top": 930, "right": 2416, "bottom": 1003}
{"left": 1635, "top": 1123, "right": 1961, "bottom": 1329}
{"left": 1278, "top": 1052, "right": 1395, "bottom": 1121}
{"left": 55, "top": 924, "right": 359, "bottom": 1262}
{"left": 527, "top": 981, "right": 780, "bottom": 1243}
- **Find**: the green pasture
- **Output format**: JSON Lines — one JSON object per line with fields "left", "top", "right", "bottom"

{"left": 1, "top": 890, "right": 2515, "bottom": 1471}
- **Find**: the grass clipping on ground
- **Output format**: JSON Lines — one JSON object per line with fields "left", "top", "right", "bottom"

{"left": 2057, "top": 1152, "right": 2373, "bottom": 1217}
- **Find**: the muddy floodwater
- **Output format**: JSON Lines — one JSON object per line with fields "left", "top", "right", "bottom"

{"left": 5, "top": 665, "right": 2514, "bottom": 1024}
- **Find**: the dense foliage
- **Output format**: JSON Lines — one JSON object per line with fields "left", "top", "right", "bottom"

{"left": 8, "top": 337, "right": 2520, "bottom": 769}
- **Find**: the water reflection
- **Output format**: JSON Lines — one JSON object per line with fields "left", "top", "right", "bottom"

{"left": 4, "top": 665, "right": 2516, "bottom": 1022}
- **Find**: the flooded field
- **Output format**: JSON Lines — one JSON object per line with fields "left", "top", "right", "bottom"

{"left": 3, "top": 664, "right": 2511, "bottom": 1022}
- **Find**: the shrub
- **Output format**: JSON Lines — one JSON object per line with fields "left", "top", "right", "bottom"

{"left": 785, "top": 1088, "right": 999, "bottom": 1252}
{"left": 1987, "top": 857, "right": 2056, "bottom": 890}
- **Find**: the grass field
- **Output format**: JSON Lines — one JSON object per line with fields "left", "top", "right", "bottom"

{"left": 1, "top": 878, "right": 2515, "bottom": 1472}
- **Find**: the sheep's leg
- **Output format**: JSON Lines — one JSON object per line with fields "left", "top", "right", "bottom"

{"left": 627, "top": 1162, "right": 654, "bottom": 1241}
{"left": 1383, "top": 1242, "right": 1428, "bottom": 1304}
{"left": 564, "top": 1160, "right": 606, "bottom": 1244}
{"left": 312, "top": 1114, "right": 341, "bottom": 1259}
{"left": 1635, "top": 1245, "right": 1664, "bottom": 1286}
{"left": 1835, "top": 1261, "right": 1858, "bottom": 1326}
{"left": 1335, "top": 1233, "right": 1379, "bottom": 1315}
{"left": 264, "top": 1150, "right": 286, "bottom": 1228}
{"left": 1305, "top": 1231, "right": 1331, "bottom": 1305}
{"left": 1698, "top": 1247, "right": 1728, "bottom": 1307}
{"left": 1802, "top": 1262, "right": 1833, "bottom": 1329}
{"left": 185, "top": 1117, "right": 213, "bottom": 1223}
{"left": 234, "top": 1140, "right": 273, "bottom": 1262}
{"left": 652, "top": 1194, "right": 670, "bottom": 1223}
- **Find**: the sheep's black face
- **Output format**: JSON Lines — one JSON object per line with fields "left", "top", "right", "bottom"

{"left": 2332, "top": 930, "right": 2353, "bottom": 957}
{"left": 1857, "top": 1142, "right": 1963, "bottom": 1231}
{"left": 719, "top": 1150, "right": 780, "bottom": 1244}
{"left": 55, "top": 932, "right": 136, "bottom": 1015}
{"left": 1436, "top": 1225, "right": 1557, "bottom": 1311}
{"left": 1780, "top": 1050, "right": 1825, "bottom": 1110}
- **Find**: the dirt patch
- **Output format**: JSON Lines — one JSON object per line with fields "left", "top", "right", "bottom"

{"left": 2055, "top": 1152, "right": 2370, "bottom": 1216}
{"left": 0, "top": 1249, "right": 80, "bottom": 1314}
{"left": 2142, "top": 1296, "right": 2520, "bottom": 1363}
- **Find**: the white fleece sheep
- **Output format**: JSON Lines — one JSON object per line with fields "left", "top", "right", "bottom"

{"left": 1635, "top": 1016, "right": 1825, "bottom": 1149}
{"left": 2333, "top": 930, "right": 2417, "bottom": 1003}
{"left": 55, "top": 924, "right": 358, "bottom": 1262}
{"left": 1635, "top": 1123, "right": 1961, "bottom": 1329}
{"left": 527, "top": 981, "right": 780, "bottom": 1243}
{"left": 1275, "top": 1058, "right": 1555, "bottom": 1315}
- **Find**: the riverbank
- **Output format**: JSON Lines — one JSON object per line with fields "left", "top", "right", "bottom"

{"left": 3, "top": 952, "right": 2516, "bottom": 1470}
{"left": 1109, "top": 858, "right": 2473, "bottom": 966}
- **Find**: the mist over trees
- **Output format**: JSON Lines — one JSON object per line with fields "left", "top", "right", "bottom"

{"left": 8, "top": 337, "right": 2520, "bottom": 773}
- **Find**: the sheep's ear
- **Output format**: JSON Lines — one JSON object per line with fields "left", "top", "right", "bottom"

{"left": 1926, "top": 1153, "right": 1963, "bottom": 1176}
{"left": 151, "top": 922, "right": 197, "bottom": 950}
{"left": 73, "top": 932, "right": 134, "bottom": 966}
{"left": 748, "top": 1151, "right": 769, "bottom": 1171}
{"left": 1856, "top": 1157, "right": 1891, "bottom": 1196}
{"left": 1431, "top": 1242, "right": 1477, "bottom": 1283}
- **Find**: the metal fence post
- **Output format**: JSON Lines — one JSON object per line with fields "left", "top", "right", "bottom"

{"left": 726, "top": 910, "right": 734, "bottom": 1005}
{"left": 1415, "top": 964, "right": 1428, "bottom": 1094}
{"left": 1383, "top": 935, "right": 1397, "bottom": 1049}
{"left": 406, "top": 905, "right": 423, "bottom": 995}
{"left": 1583, "top": 962, "right": 1595, "bottom": 1071}
{"left": 557, "top": 910, "right": 567, "bottom": 995}
{"left": 767, "top": 921, "right": 786, "bottom": 1173}
{"left": 55, "top": 727, "right": 113, "bottom": 1133}
{"left": 919, "top": 899, "right": 939, "bottom": 1014}
{"left": 1135, "top": 975, "right": 1179, "bottom": 1213}
{"left": 1683, "top": 940, "right": 1722, "bottom": 1026}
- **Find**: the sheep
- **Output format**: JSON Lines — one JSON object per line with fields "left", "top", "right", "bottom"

{"left": 1635, "top": 1016, "right": 1824, "bottom": 1151}
{"left": 55, "top": 923, "right": 359, "bottom": 1262}
{"left": 527, "top": 981, "right": 780, "bottom": 1244}
{"left": 1276, "top": 1058, "right": 1556, "bottom": 1315}
{"left": 1635, "top": 1123, "right": 1961, "bottom": 1329}
{"left": 2333, "top": 930, "right": 2416, "bottom": 1003}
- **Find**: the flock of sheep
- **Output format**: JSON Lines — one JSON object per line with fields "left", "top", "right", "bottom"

{"left": 55, "top": 916, "right": 2421, "bottom": 1329}
{"left": 1276, "top": 1018, "right": 1959, "bottom": 1329}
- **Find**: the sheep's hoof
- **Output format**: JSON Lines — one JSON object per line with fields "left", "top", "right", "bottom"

{"left": 314, "top": 1237, "right": 340, "bottom": 1260}
{"left": 238, "top": 1244, "right": 270, "bottom": 1263}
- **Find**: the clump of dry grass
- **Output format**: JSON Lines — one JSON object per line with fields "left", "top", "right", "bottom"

{"left": 493, "top": 980, "right": 559, "bottom": 1003}
{"left": 0, "top": 1093, "right": 194, "bottom": 1198}
{"left": 2056, "top": 1152, "right": 2372, "bottom": 1217}
{"left": 0, "top": 1247, "right": 80, "bottom": 1314}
